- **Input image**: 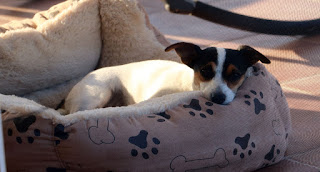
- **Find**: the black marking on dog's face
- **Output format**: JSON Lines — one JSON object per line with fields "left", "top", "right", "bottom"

{"left": 193, "top": 47, "right": 218, "bottom": 80}
{"left": 165, "top": 42, "right": 203, "bottom": 68}
{"left": 222, "top": 49, "right": 255, "bottom": 91}
{"left": 166, "top": 42, "right": 270, "bottom": 104}
{"left": 238, "top": 45, "right": 271, "bottom": 65}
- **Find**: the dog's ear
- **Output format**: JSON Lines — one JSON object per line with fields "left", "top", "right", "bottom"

{"left": 238, "top": 45, "right": 271, "bottom": 65}
{"left": 165, "top": 42, "right": 201, "bottom": 68}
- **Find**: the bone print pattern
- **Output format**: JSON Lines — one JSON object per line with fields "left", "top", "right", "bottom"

{"left": 170, "top": 148, "right": 229, "bottom": 171}
{"left": 88, "top": 119, "right": 115, "bottom": 145}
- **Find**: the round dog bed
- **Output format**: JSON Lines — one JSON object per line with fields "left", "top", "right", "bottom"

{"left": 1, "top": 63, "right": 291, "bottom": 171}
{"left": 0, "top": 0, "right": 291, "bottom": 171}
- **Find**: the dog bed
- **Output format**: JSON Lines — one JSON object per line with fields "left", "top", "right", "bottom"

{"left": 0, "top": 0, "right": 291, "bottom": 171}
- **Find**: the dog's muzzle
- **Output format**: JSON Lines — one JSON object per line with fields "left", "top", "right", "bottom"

{"left": 210, "top": 92, "right": 226, "bottom": 104}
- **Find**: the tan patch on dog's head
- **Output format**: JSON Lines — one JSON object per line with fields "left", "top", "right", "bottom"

{"left": 193, "top": 62, "right": 217, "bottom": 87}
{"left": 193, "top": 71, "right": 203, "bottom": 88}
{"left": 208, "top": 62, "right": 217, "bottom": 73}
{"left": 228, "top": 76, "right": 245, "bottom": 91}
{"left": 226, "top": 64, "right": 236, "bottom": 76}
{"left": 225, "top": 64, "right": 246, "bottom": 91}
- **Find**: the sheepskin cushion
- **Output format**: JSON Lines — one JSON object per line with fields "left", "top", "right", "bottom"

{"left": 0, "top": 0, "right": 101, "bottom": 96}
{"left": 98, "top": 0, "right": 177, "bottom": 67}
{"left": 0, "top": 0, "right": 177, "bottom": 109}
{"left": 1, "top": 63, "right": 291, "bottom": 171}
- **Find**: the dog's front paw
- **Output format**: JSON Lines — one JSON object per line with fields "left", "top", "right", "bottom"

{"left": 57, "top": 108, "right": 68, "bottom": 115}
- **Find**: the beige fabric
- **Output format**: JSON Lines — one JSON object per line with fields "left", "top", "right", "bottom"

{"left": 98, "top": 0, "right": 177, "bottom": 68}
{"left": 0, "top": 0, "right": 176, "bottom": 109}
{"left": 0, "top": 0, "right": 101, "bottom": 96}
{"left": 1, "top": 63, "right": 291, "bottom": 171}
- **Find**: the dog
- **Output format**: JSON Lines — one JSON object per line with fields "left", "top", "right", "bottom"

{"left": 62, "top": 42, "right": 270, "bottom": 114}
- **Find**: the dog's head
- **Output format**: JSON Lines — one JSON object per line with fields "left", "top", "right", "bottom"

{"left": 165, "top": 42, "right": 270, "bottom": 105}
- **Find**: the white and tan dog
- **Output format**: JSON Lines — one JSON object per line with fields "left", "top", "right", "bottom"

{"left": 62, "top": 42, "right": 270, "bottom": 114}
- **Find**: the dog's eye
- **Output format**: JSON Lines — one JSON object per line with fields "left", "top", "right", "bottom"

{"left": 230, "top": 71, "right": 242, "bottom": 81}
{"left": 200, "top": 65, "right": 215, "bottom": 79}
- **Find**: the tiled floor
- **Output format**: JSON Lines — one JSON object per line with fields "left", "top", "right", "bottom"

{"left": 1, "top": 0, "right": 320, "bottom": 169}
{"left": 0, "top": 0, "right": 63, "bottom": 24}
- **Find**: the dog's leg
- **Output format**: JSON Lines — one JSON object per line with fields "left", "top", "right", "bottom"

{"left": 63, "top": 74, "right": 118, "bottom": 114}
{"left": 66, "top": 88, "right": 113, "bottom": 114}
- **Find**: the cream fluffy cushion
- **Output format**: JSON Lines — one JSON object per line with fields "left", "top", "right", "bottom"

{"left": 0, "top": 0, "right": 177, "bottom": 108}
{"left": 0, "top": 0, "right": 101, "bottom": 96}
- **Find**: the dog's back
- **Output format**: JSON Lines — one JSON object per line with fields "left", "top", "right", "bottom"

{"left": 63, "top": 60, "right": 194, "bottom": 113}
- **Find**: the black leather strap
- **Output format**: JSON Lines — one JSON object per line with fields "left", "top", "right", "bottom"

{"left": 192, "top": 1, "right": 320, "bottom": 35}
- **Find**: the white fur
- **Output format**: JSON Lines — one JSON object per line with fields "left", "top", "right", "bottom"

{"left": 245, "top": 66, "right": 254, "bottom": 78}
{"left": 64, "top": 47, "right": 253, "bottom": 113}
{"left": 199, "top": 48, "right": 236, "bottom": 105}
{"left": 64, "top": 60, "right": 194, "bottom": 114}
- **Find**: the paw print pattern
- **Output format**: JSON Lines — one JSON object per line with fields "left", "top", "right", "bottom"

{"left": 147, "top": 111, "right": 171, "bottom": 122}
{"left": 129, "top": 130, "right": 160, "bottom": 159}
{"left": 262, "top": 145, "right": 281, "bottom": 167}
{"left": 244, "top": 90, "right": 266, "bottom": 115}
{"left": 54, "top": 124, "right": 69, "bottom": 146}
{"left": 13, "top": 115, "right": 36, "bottom": 133}
{"left": 183, "top": 99, "right": 201, "bottom": 110}
{"left": 183, "top": 99, "right": 214, "bottom": 118}
{"left": 233, "top": 133, "right": 256, "bottom": 159}
{"left": 205, "top": 102, "right": 214, "bottom": 115}
{"left": 7, "top": 115, "right": 41, "bottom": 144}
{"left": 252, "top": 66, "right": 265, "bottom": 77}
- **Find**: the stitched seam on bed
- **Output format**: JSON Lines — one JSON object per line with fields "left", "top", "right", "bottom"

{"left": 52, "top": 124, "right": 67, "bottom": 169}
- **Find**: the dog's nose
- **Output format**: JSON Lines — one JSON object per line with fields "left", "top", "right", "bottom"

{"left": 211, "top": 92, "right": 226, "bottom": 104}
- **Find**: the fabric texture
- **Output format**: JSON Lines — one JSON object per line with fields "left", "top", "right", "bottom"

{"left": 0, "top": 0, "right": 101, "bottom": 96}
{"left": 98, "top": 0, "right": 177, "bottom": 67}
{"left": 0, "top": 0, "right": 292, "bottom": 171}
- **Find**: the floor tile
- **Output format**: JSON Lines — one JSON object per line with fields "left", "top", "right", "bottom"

{"left": 0, "top": 0, "right": 64, "bottom": 25}
{"left": 282, "top": 74, "right": 320, "bottom": 96}
{"left": 215, "top": 34, "right": 320, "bottom": 83}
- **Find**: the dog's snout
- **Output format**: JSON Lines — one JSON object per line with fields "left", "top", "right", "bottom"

{"left": 211, "top": 92, "right": 226, "bottom": 104}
